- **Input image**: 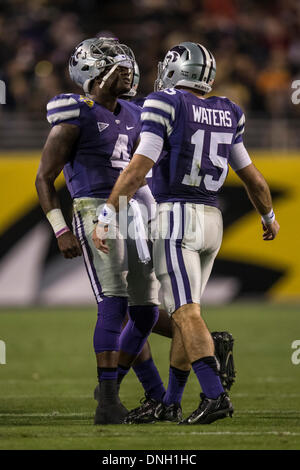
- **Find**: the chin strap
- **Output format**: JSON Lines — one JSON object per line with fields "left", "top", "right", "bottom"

{"left": 98, "top": 63, "right": 120, "bottom": 89}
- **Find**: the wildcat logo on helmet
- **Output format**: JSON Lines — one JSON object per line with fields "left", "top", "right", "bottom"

{"left": 70, "top": 42, "right": 85, "bottom": 66}
{"left": 165, "top": 51, "right": 180, "bottom": 64}
{"left": 154, "top": 42, "right": 216, "bottom": 95}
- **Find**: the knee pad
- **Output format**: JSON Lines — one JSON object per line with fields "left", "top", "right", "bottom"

{"left": 93, "top": 296, "right": 128, "bottom": 353}
{"left": 119, "top": 305, "right": 159, "bottom": 356}
{"left": 129, "top": 305, "right": 159, "bottom": 334}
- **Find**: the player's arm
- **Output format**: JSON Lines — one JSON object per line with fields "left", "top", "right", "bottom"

{"left": 236, "top": 163, "right": 279, "bottom": 240}
{"left": 131, "top": 136, "right": 147, "bottom": 188}
{"left": 106, "top": 129, "right": 163, "bottom": 210}
{"left": 106, "top": 91, "right": 171, "bottom": 209}
{"left": 35, "top": 123, "right": 82, "bottom": 258}
{"left": 92, "top": 154, "right": 154, "bottom": 253}
{"left": 93, "top": 91, "right": 172, "bottom": 251}
{"left": 230, "top": 143, "right": 279, "bottom": 240}
{"left": 92, "top": 131, "right": 163, "bottom": 252}
{"left": 108, "top": 153, "right": 154, "bottom": 210}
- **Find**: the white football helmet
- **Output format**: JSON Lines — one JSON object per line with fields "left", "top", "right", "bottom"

{"left": 69, "top": 37, "right": 135, "bottom": 93}
{"left": 154, "top": 42, "right": 216, "bottom": 94}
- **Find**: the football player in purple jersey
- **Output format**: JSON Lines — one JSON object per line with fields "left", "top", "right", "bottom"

{"left": 93, "top": 41, "right": 280, "bottom": 425}
{"left": 35, "top": 37, "right": 161, "bottom": 425}
{"left": 119, "top": 70, "right": 236, "bottom": 424}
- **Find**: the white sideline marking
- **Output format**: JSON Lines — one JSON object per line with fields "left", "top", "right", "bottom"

{"left": 255, "top": 377, "right": 295, "bottom": 383}
{"left": 1, "top": 410, "right": 299, "bottom": 418}
{"left": 93, "top": 431, "right": 300, "bottom": 437}
{"left": 1, "top": 413, "right": 299, "bottom": 437}
{"left": 2, "top": 393, "right": 300, "bottom": 400}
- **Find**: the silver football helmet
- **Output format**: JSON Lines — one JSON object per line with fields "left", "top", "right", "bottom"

{"left": 122, "top": 61, "right": 140, "bottom": 97}
{"left": 69, "top": 37, "right": 135, "bottom": 93}
{"left": 154, "top": 42, "right": 216, "bottom": 94}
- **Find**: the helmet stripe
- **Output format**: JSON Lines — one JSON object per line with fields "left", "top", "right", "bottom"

{"left": 197, "top": 44, "right": 207, "bottom": 82}
{"left": 200, "top": 45, "right": 212, "bottom": 83}
{"left": 206, "top": 49, "right": 215, "bottom": 83}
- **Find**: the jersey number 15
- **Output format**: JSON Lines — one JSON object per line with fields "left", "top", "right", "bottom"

{"left": 182, "top": 129, "right": 233, "bottom": 192}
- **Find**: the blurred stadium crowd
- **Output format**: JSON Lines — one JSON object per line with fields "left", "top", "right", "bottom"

{"left": 0, "top": 0, "right": 300, "bottom": 118}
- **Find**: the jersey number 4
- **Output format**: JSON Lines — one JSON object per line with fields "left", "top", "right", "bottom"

{"left": 110, "top": 134, "right": 130, "bottom": 170}
{"left": 182, "top": 129, "right": 233, "bottom": 191}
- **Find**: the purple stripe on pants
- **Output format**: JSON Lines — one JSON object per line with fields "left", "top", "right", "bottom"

{"left": 73, "top": 211, "right": 103, "bottom": 303}
{"left": 165, "top": 204, "right": 193, "bottom": 312}
{"left": 175, "top": 204, "right": 192, "bottom": 302}
{"left": 164, "top": 209, "right": 180, "bottom": 309}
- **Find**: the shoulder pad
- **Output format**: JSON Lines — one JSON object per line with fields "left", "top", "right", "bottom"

{"left": 142, "top": 90, "right": 180, "bottom": 121}
{"left": 161, "top": 88, "right": 179, "bottom": 96}
{"left": 46, "top": 93, "right": 82, "bottom": 125}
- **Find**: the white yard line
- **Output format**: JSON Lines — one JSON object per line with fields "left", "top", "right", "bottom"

{"left": 1, "top": 410, "right": 300, "bottom": 417}
{"left": 255, "top": 377, "right": 296, "bottom": 383}
{"left": 2, "top": 393, "right": 300, "bottom": 399}
{"left": 93, "top": 431, "right": 300, "bottom": 437}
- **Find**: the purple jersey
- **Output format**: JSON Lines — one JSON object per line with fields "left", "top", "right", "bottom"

{"left": 141, "top": 88, "right": 245, "bottom": 207}
{"left": 46, "top": 93, "right": 141, "bottom": 199}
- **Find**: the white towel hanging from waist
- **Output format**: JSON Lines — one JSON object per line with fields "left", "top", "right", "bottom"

{"left": 128, "top": 198, "right": 151, "bottom": 264}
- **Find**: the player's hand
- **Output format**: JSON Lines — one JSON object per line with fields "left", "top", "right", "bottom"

{"left": 57, "top": 231, "right": 82, "bottom": 258}
{"left": 92, "top": 223, "right": 109, "bottom": 254}
{"left": 262, "top": 219, "right": 280, "bottom": 241}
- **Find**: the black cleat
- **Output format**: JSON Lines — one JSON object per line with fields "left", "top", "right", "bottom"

{"left": 94, "top": 402, "right": 128, "bottom": 425}
{"left": 124, "top": 395, "right": 160, "bottom": 424}
{"left": 212, "top": 331, "right": 236, "bottom": 391}
{"left": 154, "top": 402, "right": 183, "bottom": 423}
{"left": 179, "top": 392, "right": 233, "bottom": 425}
{"left": 93, "top": 381, "right": 128, "bottom": 425}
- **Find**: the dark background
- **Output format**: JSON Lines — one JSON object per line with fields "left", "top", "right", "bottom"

{"left": 1, "top": 0, "right": 299, "bottom": 119}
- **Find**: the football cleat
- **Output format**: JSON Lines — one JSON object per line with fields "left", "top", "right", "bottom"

{"left": 93, "top": 382, "right": 128, "bottom": 424}
{"left": 124, "top": 395, "right": 160, "bottom": 424}
{"left": 94, "top": 402, "right": 128, "bottom": 425}
{"left": 179, "top": 392, "right": 233, "bottom": 425}
{"left": 154, "top": 402, "right": 183, "bottom": 423}
{"left": 212, "top": 331, "right": 236, "bottom": 391}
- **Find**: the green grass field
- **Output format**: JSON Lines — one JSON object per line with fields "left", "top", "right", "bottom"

{"left": 0, "top": 303, "right": 300, "bottom": 450}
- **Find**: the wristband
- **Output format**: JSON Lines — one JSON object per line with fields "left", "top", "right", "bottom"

{"left": 98, "top": 204, "right": 115, "bottom": 224}
{"left": 54, "top": 226, "right": 70, "bottom": 238}
{"left": 46, "top": 208, "right": 70, "bottom": 238}
{"left": 261, "top": 209, "right": 275, "bottom": 225}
